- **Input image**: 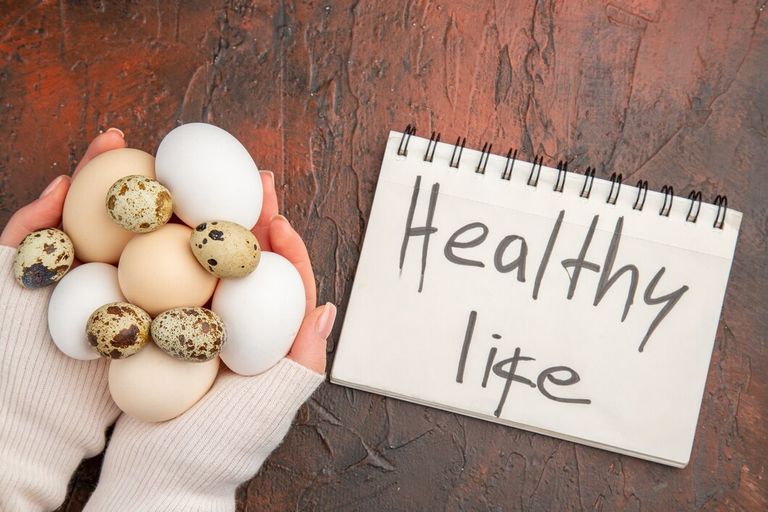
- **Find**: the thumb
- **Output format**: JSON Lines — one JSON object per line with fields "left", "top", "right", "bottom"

{"left": 0, "top": 175, "right": 71, "bottom": 248}
{"left": 287, "top": 302, "right": 336, "bottom": 374}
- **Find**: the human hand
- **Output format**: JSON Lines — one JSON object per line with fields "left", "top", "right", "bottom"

{"left": 84, "top": 170, "right": 332, "bottom": 511}
{"left": 0, "top": 128, "right": 126, "bottom": 248}
{"left": 251, "top": 169, "right": 335, "bottom": 374}
{"left": 1, "top": 129, "right": 332, "bottom": 374}
{"left": 0, "top": 129, "right": 126, "bottom": 511}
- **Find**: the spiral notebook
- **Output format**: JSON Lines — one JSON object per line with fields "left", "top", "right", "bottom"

{"left": 331, "top": 128, "right": 741, "bottom": 467}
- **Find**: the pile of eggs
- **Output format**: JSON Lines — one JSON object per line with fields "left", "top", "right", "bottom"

{"left": 11, "top": 123, "right": 306, "bottom": 422}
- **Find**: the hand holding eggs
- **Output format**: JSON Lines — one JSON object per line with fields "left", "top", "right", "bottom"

{"left": 21, "top": 122, "right": 311, "bottom": 422}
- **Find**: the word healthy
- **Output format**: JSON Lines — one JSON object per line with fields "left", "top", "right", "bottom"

{"left": 398, "top": 175, "right": 690, "bottom": 352}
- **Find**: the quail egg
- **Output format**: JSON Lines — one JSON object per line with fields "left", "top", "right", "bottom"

{"left": 106, "top": 175, "right": 172, "bottom": 233}
{"left": 151, "top": 307, "right": 226, "bottom": 362}
{"left": 189, "top": 220, "right": 261, "bottom": 278}
{"left": 13, "top": 228, "right": 74, "bottom": 288}
{"left": 86, "top": 302, "right": 151, "bottom": 359}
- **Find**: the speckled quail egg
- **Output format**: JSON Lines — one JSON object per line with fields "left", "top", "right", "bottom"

{"left": 189, "top": 220, "right": 261, "bottom": 278}
{"left": 86, "top": 302, "right": 151, "bottom": 359}
{"left": 13, "top": 228, "right": 74, "bottom": 288}
{"left": 151, "top": 307, "right": 226, "bottom": 362}
{"left": 105, "top": 175, "right": 173, "bottom": 233}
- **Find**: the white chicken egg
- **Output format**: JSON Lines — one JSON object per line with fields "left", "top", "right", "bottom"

{"left": 48, "top": 262, "right": 126, "bottom": 360}
{"left": 212, "top": 251, "right": 305, "bottom": 376}
{"left": 155, "top": 123, "right": 263, "bottom": 229}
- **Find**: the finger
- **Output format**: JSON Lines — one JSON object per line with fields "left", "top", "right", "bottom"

{"left": 269, "top": 215, "right": 317, "bottom": 314}
{"left": 252, "top": 171, "right": 278, "bottom": 251}
{"left": 287, "top": 302, "right": 336, "bottom": 373}
{"left": 0, "top": 175, "right": 71, "bottom": 248}
{"left": 73, "top": 128, "right": 127, "bottom": 177}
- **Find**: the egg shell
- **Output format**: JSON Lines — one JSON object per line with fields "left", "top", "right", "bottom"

{"left": 109, "top": 341, "right": 219, "bottom": 422}
{"left": 13, "top": 228, "right": 74, "bottom": 288}
{"left": 48, "top": 262, "right": 125, "bottom": 360}
{"left": 212, "top": 251, "right": 305, "bottom": 375}
{"left": 63, "top": 148, "right": 155, "bottom": 263}
{"left": 189, "top": 220, "right": 261, "bottom": 278}
{"left": 106, "top": 175, "right": 172, "bottom": 233}
{"left": 151, "top": 307, "right": 226, "bottom": 362}
{"left": 86, "top": 302, "right": 151, "bottom": 359}
{"left": 118, "top": 223, "right": 218, "bottom": 317}
{"left": 155, "top": 123, "right": 263, "bottom": 229}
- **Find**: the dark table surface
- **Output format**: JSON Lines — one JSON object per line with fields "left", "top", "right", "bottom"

{"left": 1, "top": 1, "right": 766, "bottom": 510}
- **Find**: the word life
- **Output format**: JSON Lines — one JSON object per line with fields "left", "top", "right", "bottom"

{"left": 456, "top": 311, "right": 591, "bottom": 418}
{"left": 399, "top": 176, "right": 690, "bottom": 352}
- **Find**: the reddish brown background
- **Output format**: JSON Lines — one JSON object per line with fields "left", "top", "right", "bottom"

{"left": 1, "top": 0, "right": 766, "bottom": 510}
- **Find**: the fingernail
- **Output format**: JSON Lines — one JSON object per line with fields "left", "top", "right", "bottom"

{"left": 315, "top": 303, "right": 337, "bottom": 339}
{"left": 40, "top": 175, "right": 66, "bottom": 198}
{"left": 271, "top": 213, "right": 289, "bottom": 224}
{"left": 105, "top": 127, "right": 125, "bottom": 138}
{"left": 260, "top": 170, "right": 275, "bottom": 187}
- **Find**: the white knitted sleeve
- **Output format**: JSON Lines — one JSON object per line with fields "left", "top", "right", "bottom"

{"left": 0, "top": 246, "right": 120, "bottom": 511}
{"left": 85, "top": 356, "right": 324, "bottom": 511}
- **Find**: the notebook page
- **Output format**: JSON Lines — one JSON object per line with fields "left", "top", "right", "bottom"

{"left": 332, "top": 131, "right": 741, "bottom": 467}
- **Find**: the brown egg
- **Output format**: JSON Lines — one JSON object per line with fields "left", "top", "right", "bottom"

{"left": 117, "top": 224, "right": 218, "bottom": 317}
{"left": 109, "top": 342, "right": 219, "bottom": 422}
{"left": 62, "top": 148, "right": 155, "bottom": 263}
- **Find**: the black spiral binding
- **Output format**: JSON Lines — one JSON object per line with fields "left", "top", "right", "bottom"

{"left": 397, "top": 124, "right": 416, "bottom": 156}
{"left": 424, "top": 131, "right": 440, "bottom": 162}
{"left": 450, "top": 136, "right": 466, "bottom": 168}
{"left": 527, "top": 155, "right": 544, "bottom": 187}
{"left": 554, "top": 161, "right": 568, "bottom": 193}
{"left": 686, "top": 191, "right": 702, "bottom": 222}
{"left": 397, "top": 126, "right": 729, "bottom": 229}
{"left": 607, "top": 173, "right": 623, "bottom": 205}
{"left": 476, "top": 142, "right": 492, "bottom": 174}
{"left": 659, "top": 185, "right": 674, "bottom": 217}
{"left": 502, "top": 148, "right": 517, "bottom": 181}
{"left": 633, "top": 180, "right": 649, "bottom": 210}
{"left": 580, "top": 167, "right": 596, "bottom": 199}
{"left": 713, "top": 195, "right": 728, "bottom": 229}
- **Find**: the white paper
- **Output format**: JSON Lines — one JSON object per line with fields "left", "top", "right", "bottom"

{"left": 331, "top": 131, "right": 741, "bottom": 467}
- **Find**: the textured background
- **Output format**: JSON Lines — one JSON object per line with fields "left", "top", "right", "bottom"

{"left": 1, "top": 0, "right": 766, "bottom": 510}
